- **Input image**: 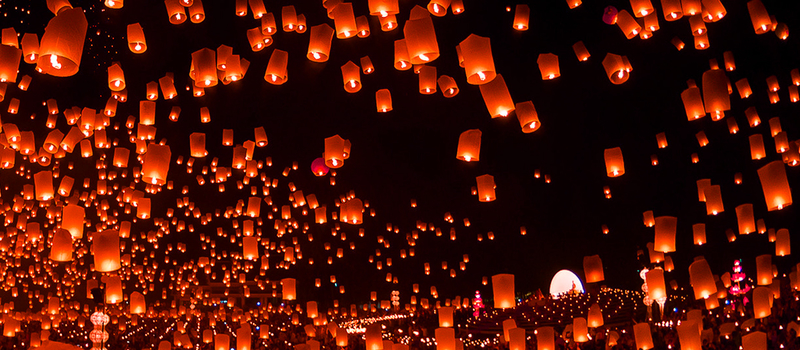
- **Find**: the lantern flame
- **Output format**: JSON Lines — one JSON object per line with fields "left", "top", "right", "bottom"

{"left": 134, "top": 43, "right": 142, "bottom": 51}
{"left": 50, "top": 55, "right": 62, "bottom": 69}
{"left": 477, "top": 71, "right": 486, "bottom": 81}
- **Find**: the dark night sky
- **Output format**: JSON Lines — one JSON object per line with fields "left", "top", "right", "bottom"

{"left": 1, "top": 0, "right": 799, "bottom": 309}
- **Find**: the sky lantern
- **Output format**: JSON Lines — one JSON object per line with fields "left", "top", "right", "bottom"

{"left": 49, "top": 229, "right": 73, "bottom": 262}
{"left": 126, "top": 23, "right": 146, "bottom": 53}
{"left": 537, "top": 327, "right": 555, "bottom": 350}
{"left": 633, "top": 323, "right": 654, "bottom": 350}
{"left": 393, "top": 39, "right": 411, "bottom": 70}
{"left": 282, "top": 5, "right": 297, "bottom": 31}
{"left": 702, "top": 69, "right": 730, "bottom": 118}
{"left": 191, "top": 48, "right": 217, "bottom": 87}
{"left": 427, "top": 0, "right": 450, "bottom": 17}
{"left": 586, "top": 304, "right": 604, "bottom": 327}
{"left": 723, "top": 51, "right": 735, "bottom": 71}
{"left": 37, "top": 7, "right": 88, "bottom": 77}
{"left": 702, "top": 0, "right": 726, "bottom": 21}
{"left": 475, "top": 174, "right": 496, "bottom": 202}
{"left": 456, "top": 129, "right": 481, "bottom": 162}
{"left": 752, "top": 287, "right": 772, "bottom": 319}
{"left": 360, "top": 56, "right": 374, "bottom": 74}
{"left": 615, "top": 10, "right": 641, "bottom": 39}
{"left": 584, "top": 254, "right": 604, "bottom": 283}
{"left": 341, "top": 61, "right": 361, "bottom": 93}
{"left": 750, "top": 134, "right": 766, "bottom": 160}
{"left": 214, "top": 334, "right": 230, "bottom": 350}
{"left": 572, "top": 41, "right": 590, "bottom": 61}
{"left": 654, "top": 216, "right": 677, "bottom": 252}
{"left": 537, "top": 53, "right": 560, "bottom": 80}
{"left": 745, "top": 107, "right": 761, "bottom": 127}
{"left": 491, "top": 274, "right": 514, "bottom": 308}
{"left": 438, "top": 306, "right": 453, "bottom": 327}
{"left": 419, "top": 66, "right": 436, "bottom": 94}
{"left": 736, "top": 78, "right": 753, "bottom": 98}
{"left": 332, "top": 3, "right": 357, "bottom": 38}
{"left": 735, "top": 204, "right": 755, "bottom": 234}
{"left": 602, "top": 6, "right": 618, "bottom": 24}
{"left": 603, "top": 147, "right": 625, "bottom": 177}
{"left": 141, "top": 144, "right": 171, "bottom": 185}
{"left": 21, "top": 33, "right": 39, "bottom": 63}
{"left": 365, "top": 324, "right": 383, "bottom": 350}
{"left": 479, "top": 74, "right": 514, "bottom": 118}
{"left": 341, "top": 198, "right": 363, "bottom": 224}
{"left": 375, "top": 89, "right": 392, "bottom": 112}
{"left": 704, "top": 185, "right": 724, "bottom": 215}
{"left": 0, "top": 45, "right": 20, "bottom": 84}
{"left": 104, "top": 275, "right": 123, "bottom": 304}
{"left": 689, "top": 258, "right": 716, "bottom": 299}
{"left": 46, "top": 0, "right": 73, "bottom": 14}
{"left": 260, "top": 13, "right": 276, "bottom": 34}
{"left": 324, "top": 135, "right": 346, "bottom": 168}
{"left": 264, "top": 49, "right": 288, "bottom": 84}
{"left": 513, "top": 5, "right": 529, "bottom": 30}
{"left": 776, "top": 229, "right": 790, "bottom": 256}
{"left": 515, "top": 101, "right": 540, "bottom": 133}
{"left": 757, "top": 160, "right": 792, "bottom": 210}
{"left": 189, "top": 0, "right": 206, "bottom": 23}
{"left": 355, "top": 16, "right": 370, "bottom": 37}
{"left": 646, "top": 268, "right": 667, "bottom": 301}
{"left": 642, "top": 210, "right": 655, "bottom": 227}
{"left": 573, "top": 317, "right": 589, "bottom": 342}
{"left": 689, "top": 15, "right": 706, "bottom": 36}
{"left": 630, "top": 0, "right": 654, "bottom": 17}
{"left": 404, "top": 6, "right": 439, "bottom": 64}
{"left": 602, "top": 53, "right": 630, "bottom": 84}
{"left": 437, "top": 75, "right": 459, "bottom": 97}
{"left": 460, "top": 34, "right": 496, "bottom": 84}
{"left": 165, "top": 0, "right": 187, "bottom": 24}
{"left": 246, "top": 28, "right": 268, "bottom": 51}
{"left": 756, "top": 254, "right": 772, "bottom": 285}
{"left": 94, "top": 229, "right": 121, "bottom": 272}
{"left": 34, "top": 170, "right": 54, "bottom": 201}
{"left": 62, "top": 204, "right": 85, "bottom": 239}
{"left": 661, "top": 0, "right": 683, "bottom": 20}
{"left": 307, "top": 24, "right": 334, "bottom": 62}
{"left": 140, "top": 100, "right": 156, "bottom": 125}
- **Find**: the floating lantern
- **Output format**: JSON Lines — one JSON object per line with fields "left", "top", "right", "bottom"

{"left": 634, "top": 323, "right": 654, "bottom": 350}
{"left": 537, "top": 327, "right": 554, "bottom": 350}
{"left": 603, "top": 6, "right": 619, "bottom": 25}
{"left": 37, "top": 7, "right": 88, "bottom": 77}
{"left": 456, "top": 129, "right": 481, "bottom": 162}
{"left": 603, "top": 147, "right": 625, "bottom": 177}
{"left": 264, "top": 49, "right": 288, "bottom": 85}
{"left": 341, "top": 61, "right": 361, "bottom": 93}
{"left": 492, "top": 274, "right": 514, "bottom": 308}
{"left": 735, "top": 204, "right": 755, "bottom": 234}
{"left": 188, "top": 0, "right": 205, "bottom": 23}
{"left": 479, "top": 74, "right": 514, "bottom": 118}
{"left": 307, "top": 24, "right": 334, "bottom": 62}
{"left": 141, "top": 144, "right": 171, "bottom": 185}
{"left": 475, "top": 174, "right": 496, "bottom": 202}
{"left": 583, "top": 254, "right": 604, "bottom": 283}
{"left": 573, "top": 317, "right": 589, "bottom": 342}
{"left": 654, "top": 216, "right": 677, "bottom": 252}
{"left": 21, "top": 33, "right": 39, "bottom": 64}
{"left": 602, "top": 53, "right": 630, "bottom": 84}
{"left": 616, "top": 10, "right": 641, "bottom": 39}
{"left": 776, "top": 229, "right": 790, "bottom": 256}
{"left": 513, "top": 5, "right": 530, "bottom": 30}
{"left": 393, "top": 39, "right": 411, "bottom": 70}
{"left": 756, "top": 254, "right": 772, "bottom": 285}
{"left": 405, "top": 6, "right": 439, "bottom": 64}
{"left": 437, "top": 75, "right": 459, "bottom": 97}
{"left": 126, "top": 23, "right": 146, "bottom": 53}
{"left": 460, "top": 34, "right": 496, "bottom": 84}
{"left": 419, "top": 66, "right": 436, "bottom": 94}
{"left": 689, "top": 258, "right": 716, "bottom": 299}
{"left": 49, "top": 229, "right": 73, "bottom": 262}
{"left": 332, "top": 3, "right": 357, "bottom": 38}
{"left": 572, "top": 41, "right": 590, "bottom": 61}
{"left": 757, "top": 160, "right": 792, "bottom": 210}
{"left": 93, "top": 229, "right": 121, "bottom": 272}
{"left": 704, "top": 185, "right": 724, "bottom": 215}
{"left": 164, "top": 0, "right": 187, "bottom": 24}
{"left": 681, "top": 86, "right": 704, "bottom": 120}
{"left": 537, "top": 53, "right": 560, "bottom": 80}
{"left": 375, "top": 89, "right": 392, "bottom": 112}
{"left": 515, "top": 101, "right": 540, "bottom": 133}
{"left": 702, "top": 69, "right": 730, "bottom": 118}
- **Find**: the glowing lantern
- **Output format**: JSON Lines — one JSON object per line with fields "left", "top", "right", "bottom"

{"left": 512, "top": 101, "right": 540, "bottom": 133}
{"left": 393, "top": 39, "right": 411, "bottom": 70}
{"left": 583, "top": 254, "right": 604, "bottom": 283}
{"left": 34, "top": 171, "right": 54, "bottom": 201}
{"left": 572, "top": 41, "right": 590, "bottom": 61}
{"left": 646, "top": 268, "right": 666, "bottom": 301}
{"left": 214, "top": 334, "right": 230, "bottom": 350}
{"left": 130, "top": 292, "right": 145, "bottom": 314}
{"left": 332, "top": 3, "right": 357, "bottom": 39}
{"left": 479, "top": 74, "right": 514, "bottom": 118}
{"left": 742, "top": 331, "right": 766, "bottom": 350}
{"left": 661, "top": 0, "right": 683, "bottom": 20}
{"left": 735, "top": 204, "right": 755, "bottom": 235}
{"left": 436, "top": 75, "right": 459, "bottom": 98}
{"left": 49, "top": 229, "right": 73, "bottom": 262}
{"left": 476, "top": 174, "right": 496, "bottom": 202}
{"left": 603, "top": 147, "right": 625, "bottom": 177}
{"left": 654, "top": 216, "right": 676, "bottom": 252}
{"left": 37, "top": 7, "right": 88, "bottom": 77}
{"left": 537, "top": 53, "right": 560, "bottom": 80}
{"left": 585, "top": 304, "right": 603, "bottom": 327}
{"left": 93, "top": 229, "right": 121, "bottom": 272}
{"left": 616, "top": 10, "right": 641, "bottom": 39}
{"left": 508, "top": 328, "right": 525, "bottom": 350}
{"left": 360, "top": 56, "right": 374, "bottom": 74}
{"left": 702, "top": 0, "right": 726, "bottom": 21}
{"left": 696, "top": 131, "right": 708, "bottom": 147}
{"left": 419, "top": 66, "right": 436, "bottom": 94}
{"left": 281, "top": 278, "right": 297, "bottom": 300}
{"left": 307, "top": 24, "right": 334, "bottom": 62}
{"left": 689, "top": 258, "right": 716, "bottom": 299}
{"left": 21, "top": 33, "right": 40, "bottom": 63}
{"left": 379, "top": 15, "right": 398, "bottom": 31}
{"left": 62, "top": 204, "right": 85, "bottom": 238}
{"left": 776, "top": 229, "right": 790, "bottom": 256}
{"left": 491, "top": 274, "right": 514, "bottom": 308}
{"left": 126, "top": 23, "right": 146, "bottom": 53}
{"left": 341, "top": 61, "right": 361, "bottom": 93}
{"left": 702, "top": 69, "right": 730, "bottom": 118}
{"left": 752, "top": 287, "right": 772, "bottom": 319}
{"left": 137, "top": 198, "right": 151, "bottom": 219}
{"left": 704, "top": 185, "right": 724, "bottom": 215}
{"left": 264, "top": 49, "right": 288, "bottom": 85}
{"left": 324, "top": 135, "right": 346, "bottom": 168}
{"left": 602, "top": 53, "right": 630, "bottom": 84}
{"left": 282, "top": 5, "right": 297, "bottom": 31}
{"left": 404, "top": 6, "right": 439, "bottom": 64}
{"left": 141, "top": 144, "right": 171, "bottom": 185}
{"left": 681, "top": 86, "right": 705, "bottom": 120}
{"left": 537, "top": 327, "right": 554, "bottom": 350}
{"left": 750, "top": 134, "right": 766, "bottom": 160}
{"left": 633, "top": 323, "right": 654, "bottom": 350}
{"left": 0, "top": 45, "right": 20, "bottom": 83}
{"left": 460, "top": 34, "right": 496, "bottom": 84}
{"left": 513, "top": 5, "right": 530, "bottom": 30}
{"left": 756, "top": 254, "right": 772, "bottom": 285}
{"left": 573, "top": 318, "right": 589, "bottom": 342}
{"left": 164, "top": 0, "right": 187, "bottom": 24}
{"left": 365, "top": 324, "right": 383, "bottom": 350}
{"left": 757, "top": 160, "right": 792, "bottom": 210}
{"left": 438, "top": 306, "right": 453, "bottom": 327}
{"left": 191, "top": 48, "right": 217, "bottom": 87}
{"left": 603, "top": 6, "right": 619, "bottom": 24}
{"left": 341, "top": 198, "right": 363, "bottom": 224}
{"left": 375, "top": 89, "right": 392, "bottom": 112}
{"left": 113, "top": 147, "right": 128, "bottom": 167}
{"left": 369, "top": 0, "right": 399, "bottom": 17}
